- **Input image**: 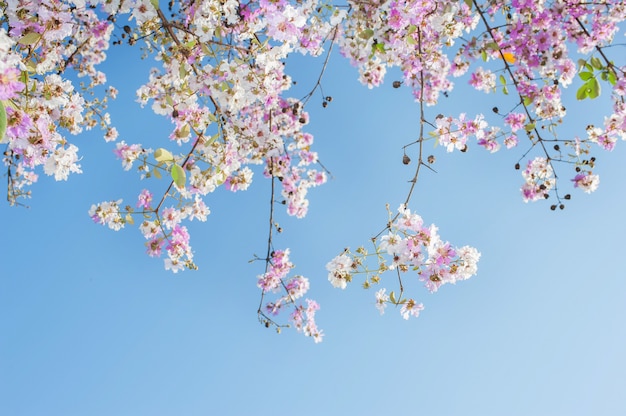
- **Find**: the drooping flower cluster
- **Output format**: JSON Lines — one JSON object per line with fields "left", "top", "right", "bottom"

{"left": 259, "top": 249, "right": 322, "bottom": 342}
{"left": 326, "top": 204, "right": 480, "bottom": 319}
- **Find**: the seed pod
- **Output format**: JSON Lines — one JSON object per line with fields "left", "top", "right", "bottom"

{"left": 322, "top": 101, "right": 328, "bottom": 108}
{"left": 427, "top": 155, "right": 436, "bottom": 164}
{"left": 402, "top": 154, "right": 411, "bottom": 165}
{"left": 325, "top": 96, "right": 333, "bottom": 102}
{"left": 393, "top": 81, "right": 402, "bottom": 88}
{"left": 564, "top": 194, "right": 571, "bottom": 200}
{"left": 515, "top": 163, "right": 520, "bottom": 170}
{"left": 492, "top": 107, "right": 499, "bottom": 113}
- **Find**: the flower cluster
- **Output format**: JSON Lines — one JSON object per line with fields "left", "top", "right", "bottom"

{"left": 1, "top": 1, "right": 116, "bottom": 205}
{"left": 326, "top": 204, "right": 480, "bottom": 319}
{"left": 259, "top": 249, "right": 322, "bottom": 342}
{"left": 520, "top": 157, "right": 555, "bottom": 202}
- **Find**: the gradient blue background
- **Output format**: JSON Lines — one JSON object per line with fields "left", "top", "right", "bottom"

{"left": 1, "top": 31, "right": 626, "bottom": 415}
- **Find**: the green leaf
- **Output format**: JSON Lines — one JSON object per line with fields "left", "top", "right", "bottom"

{"left": 485, "top": 41, "right": 499, "bottom": 51}
{"left": 406, "top": 25, "right": 417, "bottom": 35}
{"left": 153, "top": 167, "right": 162, "bottom": 179}
{"left": 176, "top": 123, "right": 190, "bottom": 138}
{"left": 578, "top": 71, "right": 594, "bottom": 81}
{"left": 523, "top": 96, "right": 533, "bottom": 106}
{"left": 524, "top": 123, "right": 536, "bottom": 132}
{"left": 389, "top": 291, "right": 396, "bottom": 304}
{"left": 590, "top": 56, "right": 603, "bottom": 70}
{"left": 499, "top": 74, "right": 507, "bottom": 85}
{"left": 576, "top": 84, "right": 588, "bottom": 100}
{"left": 607, "top": 70, "right": 617, "bottom": 86}
{"left": 206, "top": 133, "right": 219, "bottom": 146}
{"left": 125, "top": 214, "right": 134, "bottom": 225}
{"left": 0, "top": 101, "right": 7, "bottom": 144}
{"left": 464, "top": 0, "right": 472, "bottom": 8}
{"left": 154, "top": 148, "right": 174, "bottom": 162}
{"left": 359, "top": 29, "right": 375, "bottom": 40}
{"left": 586, "top": 77, "right": 600, "bottom": 99}
{"left": 171, "top": 164, "right": 186, "bottom": 188}
{"left": 481, "top": 50, "right": 487, "bottom": 62}
{"left": 502, "top": 86, "right": 509, "bottom": 95}
{"left": 18, "top": 32, "right": 41, "bottom": 46}
{"left": 150, "top": 0, "right": 159, "bottom": 10}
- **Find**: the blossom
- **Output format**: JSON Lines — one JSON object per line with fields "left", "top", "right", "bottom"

{"left": 572, "top": 173, "right": 600, "bottom": 193}
{"left": 400, "top": 299, "right": 424, "bottom": 320}
{"left": 326, "top": 253, "right": 352, "bottom": 289}
{"left": 43, "top": 144, "right": 82, "bottom": 181}
{"left": 375, "top": 289, "right": 389, "bottom": 315}
{"left": 89, "top": 200, "right": 124, "bottom": 231}
{"left": 136, "top": 189, "right": 153, "bottom": 209}
{"left": 0, "top": 67, "right": 25, "bottom": 100}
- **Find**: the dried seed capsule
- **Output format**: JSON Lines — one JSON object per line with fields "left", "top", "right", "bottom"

{"left": 402, "top": 154, "right": 411, "bottom": 165}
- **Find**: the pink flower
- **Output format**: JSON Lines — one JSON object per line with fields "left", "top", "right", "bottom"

{"left": 136, "top": 189, "right": 153, "bottom": 209}
{"left": 572, "top": 173, "right": 600, "bottom": 193}
{"left": 0, "top": 68, "right": 25, "bottom": 100}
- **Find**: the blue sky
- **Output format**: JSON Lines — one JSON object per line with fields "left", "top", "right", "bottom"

{"left": 2, "top": 25, "right": 626, "bottom": 416}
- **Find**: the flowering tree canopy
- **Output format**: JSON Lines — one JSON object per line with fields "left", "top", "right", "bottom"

{"left": 2, "top": 0, "right": 625, "bottom": 342}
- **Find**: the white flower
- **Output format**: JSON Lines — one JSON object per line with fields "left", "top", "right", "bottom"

{"left": 43, "top": 144, "right": 82, "bottom": 181}
{"left": 375, "top": 289, "right": 389, "bottom": 315}
{"left": 326, "top": 253, "right": 352, "bottom": 289}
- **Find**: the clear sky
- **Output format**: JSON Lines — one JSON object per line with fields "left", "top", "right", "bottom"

{"left": 2, "top": 22, "right": 626, "bottom": 416}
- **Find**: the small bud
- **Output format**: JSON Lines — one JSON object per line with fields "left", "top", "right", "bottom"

{"left": 393, "top": 80, "right": 402, "bottom": 88}
{"left": 427, "top": 155, "right": 436, "bottom": 164}
{"left": 402, "top": 154, "right": 411, "bottom": 165}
